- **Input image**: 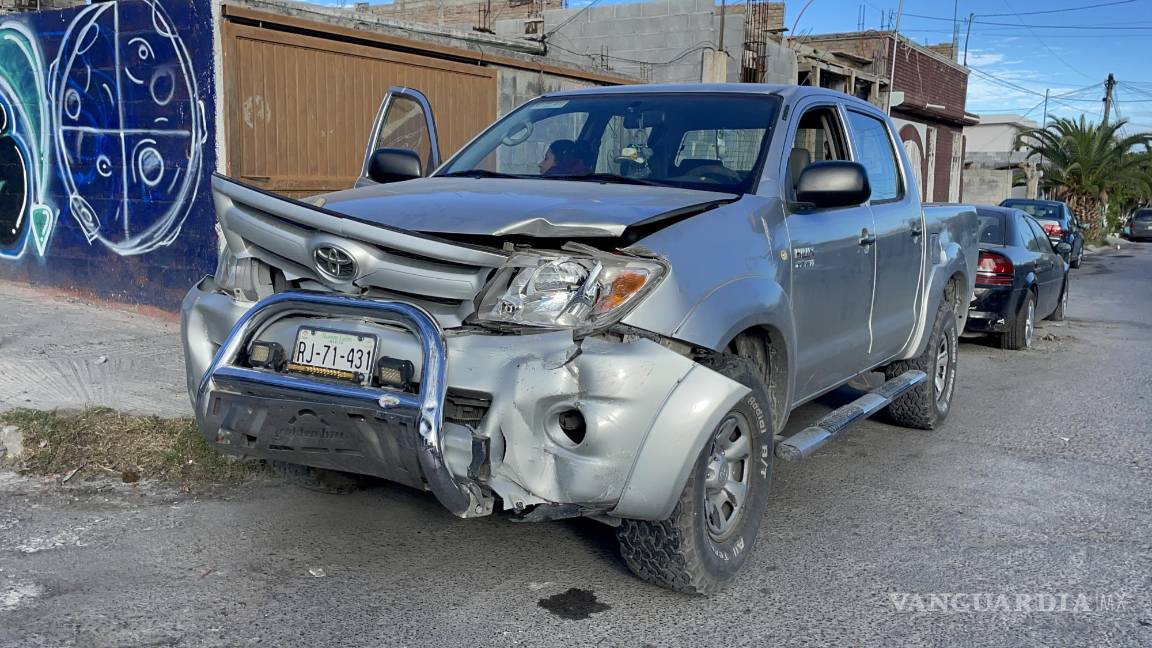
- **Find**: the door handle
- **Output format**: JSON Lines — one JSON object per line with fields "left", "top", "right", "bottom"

{"left": 910, "top": 224, "right": 923, "bottom": 237}
{"left": 859, "top": 230, "right": 877, "bottom": 246}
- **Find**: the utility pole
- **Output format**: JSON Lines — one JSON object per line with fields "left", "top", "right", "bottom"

{"left": 1102, "top": 73, "right": 1116, "bottom": 125}
{"left": 1040, "top": 88, "right": 1050, "bottom": 198}
{"left": 962, "top": 13, "right": 975, "bottom": 66}
{"left": 952, "top": 0, "right": 960, "bottom": 59}
{"left": 885, "top": 0, "right": 906, "bottom": 116}
{"left": 718, "top": 0, "right": 727, "bottom": 52}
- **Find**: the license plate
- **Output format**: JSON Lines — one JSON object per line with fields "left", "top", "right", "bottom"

{"left": 288, "top": 328, "right": 377, "bottom": 383}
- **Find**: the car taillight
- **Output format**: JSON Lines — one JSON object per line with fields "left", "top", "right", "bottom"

{"left": 1042, "top": 223, "right": 1064, "bottom": 238}
{"left": 976, "top": 251, "right": 1014, "bottom": 286}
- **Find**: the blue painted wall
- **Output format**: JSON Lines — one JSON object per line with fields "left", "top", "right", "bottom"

{"left": 0, "top": 0, "right": 216, "bottom": 310}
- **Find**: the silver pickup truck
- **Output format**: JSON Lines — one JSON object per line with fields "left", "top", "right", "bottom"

{"left": 183, "top": 84, "right": 978, "bottom": 593}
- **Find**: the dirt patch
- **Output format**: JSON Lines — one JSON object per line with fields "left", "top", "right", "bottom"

{"left": 0, "top": 408, "right": 265, "bottom": 486}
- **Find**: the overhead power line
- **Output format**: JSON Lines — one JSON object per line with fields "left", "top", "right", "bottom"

{"left": 969, "top": 0, "right": 1134, "bottom": 17}
{"left": 1002, "top": 0, "right": 1093, "bottom": 80}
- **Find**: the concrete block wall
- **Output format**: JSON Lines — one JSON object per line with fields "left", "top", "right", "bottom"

{"left": 0, "top": 0, "right": 84, "bottom": 14}
{"left": 368, "top": 0, "right": 561, "bottom": 31}
{"left": 0, "top": 0, "right": 217, "bottom": 309}
{"left": 497, "top": 0, "right": 795, "bottom": 84}
{"left": 962, "top": 167, "right": 1015, "bottom": 206}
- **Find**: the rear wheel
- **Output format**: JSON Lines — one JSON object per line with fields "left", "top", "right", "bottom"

{"left": 884, "top": 296, "right": 958, "bottom": 430}
{"left": 616, "top": 354, "right": 774, "bottom": 595}
{"left": 1001, "top": 291, "right": 1036, "bottom": 350}
{"left": 1070, "top": 245, "right": 1084, "bottom": 269}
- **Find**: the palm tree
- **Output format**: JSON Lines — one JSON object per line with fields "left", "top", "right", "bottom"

{"left": 1016, "top": 117, "right": 1152, "bottom": 238}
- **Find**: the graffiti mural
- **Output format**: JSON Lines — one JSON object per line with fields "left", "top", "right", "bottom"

{"left": 0, "top": 0, "right": 215, "bottom": 308}
{"left": 0, "top": 21, "right": 52, "bottom": 259}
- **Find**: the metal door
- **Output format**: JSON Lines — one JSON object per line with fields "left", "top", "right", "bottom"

{"left": 359, "top": 87, "right": 441, "bottom": 185}
{"left": 783, "top": 102, "right": 878, "bottom": 400}
{"left": 844, "top": 108, "right": 924, "bottom": 361}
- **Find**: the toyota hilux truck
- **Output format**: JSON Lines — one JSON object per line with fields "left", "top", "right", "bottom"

{"left": 183, "top": 84, "right": 978, "bottom": 594}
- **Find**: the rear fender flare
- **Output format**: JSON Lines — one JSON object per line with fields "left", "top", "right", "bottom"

{"left": 911, "top": 239, "right": 972, "bottom": 357}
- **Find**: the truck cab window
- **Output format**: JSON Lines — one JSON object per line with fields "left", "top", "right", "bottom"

{"left": 788, "top": 106, "right": 847, "bottom": 194}
{"left": 846, "top": 110, "right": 903, "bottom": 202}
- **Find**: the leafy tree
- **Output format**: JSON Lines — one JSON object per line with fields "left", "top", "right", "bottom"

{"left": 1017, "top": 117, "right": 1152, "bottom": 238}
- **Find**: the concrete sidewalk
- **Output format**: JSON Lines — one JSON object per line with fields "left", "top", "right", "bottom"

{"left": 0, "top": 281, "right": 190, "bottom": 418}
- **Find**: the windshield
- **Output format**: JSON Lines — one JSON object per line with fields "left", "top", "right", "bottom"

{"left": 1001, "top": 200, "right": 1064, "bottom": 222}
{"left": 439, "top": 93, "right": 781, "bottom": 194}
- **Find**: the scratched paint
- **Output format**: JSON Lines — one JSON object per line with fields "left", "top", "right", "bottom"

{"left": 0, "top": 0, "right": 215, "bottom": 310}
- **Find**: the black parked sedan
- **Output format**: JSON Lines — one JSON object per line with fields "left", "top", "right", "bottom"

{"left": 966, "top": 206, "right": 1071, "bottom": 350}
{"left": 999, "top": 198, "right": 1085, "bottom": 268}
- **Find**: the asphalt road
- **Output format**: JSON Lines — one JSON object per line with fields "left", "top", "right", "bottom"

{"left": 2, "top": 244, "right": 1150, "bottom": 647}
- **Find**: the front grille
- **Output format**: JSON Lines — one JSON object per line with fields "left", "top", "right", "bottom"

{"left": 217, "top": 181, "right": 508, "bottom": 328}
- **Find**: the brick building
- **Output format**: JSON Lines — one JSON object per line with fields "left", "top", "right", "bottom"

{"left": 798, "top": 32, "right": 977, "bottom": 203}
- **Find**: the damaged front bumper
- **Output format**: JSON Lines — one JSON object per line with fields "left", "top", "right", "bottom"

{"left": 183, "top": 280, "right": 749, "bottom": 522}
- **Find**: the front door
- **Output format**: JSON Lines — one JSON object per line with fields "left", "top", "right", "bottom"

{"left": 358, "top": 87, "right": 441, "bottom": 186}
{"left": 784, "top": 104, "right": 878, "bottom": 400}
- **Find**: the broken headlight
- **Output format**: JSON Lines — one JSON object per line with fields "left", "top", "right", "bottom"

{"left": 214, "top": 226, "right": 273, "bottom": 302}
{"left": 477, "top": 249, "right": 666, "bottom": 330}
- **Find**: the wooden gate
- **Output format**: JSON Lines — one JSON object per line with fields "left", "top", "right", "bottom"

{"left": 221, "top": 13, "right": 497, "bottom": 198}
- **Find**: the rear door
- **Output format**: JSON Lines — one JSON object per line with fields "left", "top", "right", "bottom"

{"left": 1022, "top": 214, "right": 1062, "bottom": 313}
{"left": 843, "top": 107, "right": 923, "bottom": 362}
{"left": 358, "top": 87, "right": 441, "bottom": 186}
{"left": 783, "top": 101, "right": 877, "bottom": 400}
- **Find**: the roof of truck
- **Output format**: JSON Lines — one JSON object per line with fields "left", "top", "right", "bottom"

{"left": 544, "top": 83, "right": 835, "bottom": 101}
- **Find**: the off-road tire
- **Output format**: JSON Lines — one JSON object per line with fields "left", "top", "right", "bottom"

{"left": 270, "top": 461, "right": 372, "bottom": 494}
{"left": 1000, "top": 291, "right": 1036, "bottom": 351}
{"left": 1046, "top": 278, "right": 1068, "bottom": 322}
{"left": 884, "top": 296, "right": 958, "bottom": 430}
{"left": 616, "top": 354, "right": 774, "bottom": 595}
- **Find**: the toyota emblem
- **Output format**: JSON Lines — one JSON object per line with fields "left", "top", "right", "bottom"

{"left": 313, "top": 245, "right": 356, "bottom": 280}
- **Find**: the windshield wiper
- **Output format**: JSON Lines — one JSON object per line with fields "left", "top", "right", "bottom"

{"left": 546, "top": 173, "right": 667, "bottom": 187}
{"left": 438, "top": 169, "right": 532, "bottom": 179}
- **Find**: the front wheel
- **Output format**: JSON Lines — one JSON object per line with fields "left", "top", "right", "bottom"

{"left": 1070, "top": 245, "right": 1084, "bottom": 269}
{"left": 616, "top": 354, "right": 774, "bottom": 594}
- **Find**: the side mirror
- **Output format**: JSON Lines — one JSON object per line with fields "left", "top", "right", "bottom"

{"left": 367, "top": 148, "right": 423, "bottom": 184}
{"left": 1055, "top": 241, "right": 1073, "bottom": 256}
{"left": 793, "top": 161, "right": 872, "bottom": 210}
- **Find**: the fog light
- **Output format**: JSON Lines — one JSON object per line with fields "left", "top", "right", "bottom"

{"left": 376, "top": 357, "right": 415, "bottom": 390}
{"left": 249, "top": 341, "right": 284, "bottom": 369}
{"left": 558, "top": 409, "right": 586, "bottom": 445}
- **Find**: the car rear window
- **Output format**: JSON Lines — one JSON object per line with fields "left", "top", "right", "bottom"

{"left": 976, "top": 210, "right": 1007, "bottom": 245}
{"left": 1002, "top": 201, "right": 1064, "bottom": 222}
{"left": 1135, "top": 211, "right": 1152, "bottom": 222}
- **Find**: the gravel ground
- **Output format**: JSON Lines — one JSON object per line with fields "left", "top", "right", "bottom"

{"left": 0, "top": 244, "right": 1149, "bottom": 647}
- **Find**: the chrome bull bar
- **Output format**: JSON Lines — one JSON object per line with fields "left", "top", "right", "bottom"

{"left": 194, "top": 291, "right": 486, "bottom": 518}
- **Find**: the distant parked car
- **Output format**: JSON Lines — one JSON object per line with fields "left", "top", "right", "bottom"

{"left": 999, "top": 198, "right": 1085, "bottom": 268}
{"left": 1128, "top": 208, "right": 1152, "bottom": 241}
{"left": 967, "top": 206, "right": 1071, "bottom": 350}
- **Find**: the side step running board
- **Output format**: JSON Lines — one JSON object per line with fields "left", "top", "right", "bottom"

{"left": 775, "top": 370, "right": 927, "bottom": 462}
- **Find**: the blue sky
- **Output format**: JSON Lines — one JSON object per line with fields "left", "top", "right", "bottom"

{"left": 306, "top": 0, "right": 1152, "bottom": 131}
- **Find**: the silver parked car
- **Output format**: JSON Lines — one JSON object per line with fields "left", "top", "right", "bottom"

{"left": 183, "top": 85, "right": 979, "bottom": 593}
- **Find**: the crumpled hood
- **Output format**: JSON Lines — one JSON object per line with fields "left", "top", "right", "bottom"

{"left": 315, "top": 177, "right": 738, "bottom": 237}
